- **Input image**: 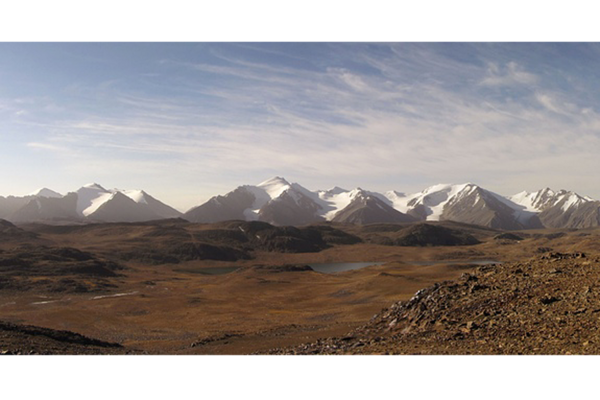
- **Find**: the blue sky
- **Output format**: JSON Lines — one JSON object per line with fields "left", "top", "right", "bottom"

{"left": 3, "top": 42, "right": 600, "bottom": 211}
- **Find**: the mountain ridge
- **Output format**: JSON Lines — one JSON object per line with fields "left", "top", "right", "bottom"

{"left": 182, "top": 178, "right": 596, "bottom": 230}
{"left": 2, "top": 178, "right": 596, "bottom": 229}
{"left": 1, "top": 184, "right": 182, "bottom": 224}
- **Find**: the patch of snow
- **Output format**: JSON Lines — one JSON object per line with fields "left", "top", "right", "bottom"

{"left": 75, "top": 185, "right": 161, "bottom": 217}
{"left": 560, "top": 193, "right": 585, "bottom": 211}
{"left": 82, "top": 192, "right": 115, "bottom": 217}
{"left": 243, "top": 207, "right": 260, "bottom": 221}
{"left": 122, "top": 189, "right": 148, "bottom": 204}
{"left": 257, "top": 176, "right": 291, "bottom": 199}
{"left": 326, "top": 186, "right": 348, "bottom": 195}
{"left": 486, "top": 190, "right": 541, "bottom": 225}
{"left": 76, "top": 184, "right": 110, "bottom": 215}
{"left": 29, "top": 188, "right": 63, "bottom": 198}
{"left": 317, "top": 188, "right": 360, "bottom": 220}
{"left": 241, "top": 178, "right": 332, "bottom": 219}
{"left": 391, "top": 183, "right": 474, "bottom": 221}
{"left": 83, "top": 183, "right": 107, "bottom": 191}
{"left": 508, "top": 188, "right": 592, "bottom": 213}
{"left": 244, "top": 186, "right": 273, "bottom": 210}
{"left": 31, "top": 299, "right": 61, "bottom": 305}
{"left": 90, "top": 291, "right": 138, "bottom": 300}
{"left": 508, "top": 188, "right": 556, "bottom": 212}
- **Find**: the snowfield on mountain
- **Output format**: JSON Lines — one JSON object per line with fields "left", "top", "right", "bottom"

{"left": 1, "top": 177, "right": 599, "bottom": 229}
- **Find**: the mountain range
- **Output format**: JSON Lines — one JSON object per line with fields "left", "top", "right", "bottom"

{"left": 0, "top": 183, "right": 181, "bottom": 224}
{"left": 182, "top": 177, "right": 600, "bottom": 230}
{"left": 2, "top": 177, "right": 600, "bottom": 230}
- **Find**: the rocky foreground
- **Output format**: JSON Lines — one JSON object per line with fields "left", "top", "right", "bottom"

{"left": 0, "top": 321, "right": 134, "bottom": 355}
{"left": 263, "top": 252, "right": 600, "bottom": 355}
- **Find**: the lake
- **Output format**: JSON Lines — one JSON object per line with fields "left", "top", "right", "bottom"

{"left": 308, "top": 262, "right": 385, "bottom": 274}
{"left": 308, "top": 259, "right": 501, "bottom": 274}
{"left": 178, "top": 260, "right": 501, "bottom": 276}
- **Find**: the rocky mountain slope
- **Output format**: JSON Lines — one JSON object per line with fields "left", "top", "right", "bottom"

{"left": 0, "top": 184, "right": 181, "bottom": 224}
{"left": 264, "top": 252, "right": 600, "bottom": 355}
{"left": 538, "top": 200, "right": 600, "bottom": 229}
{"left": 184, "top": 177, "right": 328, "bottom": 225}
{"left": 3, "top": 178, "right": 599, "bottom": 229}
{"left": 509, "top": 188, "right": 600, "bottom": 229}
{"left": 331, "top": 191, "right": 416, "bottom": 224}
{"left": 184, "top": 179, "right": 566, "bottom": 229}
{"left": 390, "top": 183, "right": 543, "bottom": 230}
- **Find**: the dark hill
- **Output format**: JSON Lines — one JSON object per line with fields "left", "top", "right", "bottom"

{"left": 108, "top": 220, "right": 355, "bottom": 265}
{"left": 390, "top": 223, "right": 480, "bottom": 246}
{"left": 0, "top": 219, "right": 39, "bottom": 241}
{"left": 239, "top": 222, "right": 328, "bottom": 253}
{"left": 212, "top": 221, "right": 362, "bottom": 253}
{"left": 494, "top": 232, "right": 524, "bottom": 241}
{"left": 0, "top": 320, "right": 130, "bottom": 355}
{"left": 0, "top": 245, "right": 124, "bottom": 293}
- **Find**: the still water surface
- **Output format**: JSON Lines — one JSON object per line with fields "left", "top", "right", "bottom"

{"left": 184, "top": 260, "right": 501, "bottom": 276}
{"left": 309, "top": 259, "right": 501, "bottom": 274}
{"left": 308, "top": 262, "right": 385, "bottom": 273}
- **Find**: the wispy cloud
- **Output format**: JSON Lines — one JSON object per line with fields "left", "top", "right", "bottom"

{"left": 4, "top": 43, "right": 600, "bottom": 209}
{"left": 26, "top": 142, "right": 68, "bottom": 152}
{"left": 480, "top": 61, "right": 539, "bottom": 87}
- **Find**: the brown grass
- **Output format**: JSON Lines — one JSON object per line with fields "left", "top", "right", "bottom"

{"left": 3, "top": 221, "right": 599, "bottom": 354}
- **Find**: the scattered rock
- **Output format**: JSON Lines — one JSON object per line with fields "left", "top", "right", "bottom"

{"left": 541, "top": 252, "right": 585, "bottom": 260}
{"left": 540, "top": 295, "right": 561, "bottom": 305}
{"left": 262, "top": 252, "right": 600, "bottom": 355}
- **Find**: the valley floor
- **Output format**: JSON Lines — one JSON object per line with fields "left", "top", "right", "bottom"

{"left": 2, "top": 220, "right": 600, "bottom": 355}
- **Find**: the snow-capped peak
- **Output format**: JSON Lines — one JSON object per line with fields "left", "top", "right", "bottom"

{"left": 387, "top": 183, "right": 477, "bottom": 220}
{"left": 314, "top": 187, "right": 376, "bottom": 220}
{"left": 508, "top": 188, "right": 591, "bottom": 212}
{"left": 325, "top": 186, "right": 348, "bottom": 196}
{"left": 385, "top": 190, "right": 406, "bottom": 198}
{"left": 237, "top": 177, "right": 292, "bottom": 220}
{"left": 82, "top": 183, "right": 107, "bottom": 191}
{"left": 507, "top": 188, "right": 555, "bottom": 212}
{"left": 28, "top": 188, "right": 63, "bottom": 198}
{"left": 121, "top": 189, "right": 148, "bottom": 205}
{"left": 256, "top": 176, "right": 291, "bottom": 199}
{"left": 76, "top": 184, "right": 110, "bottom": 215}
{"left": 556, "top": 191, "right": 590, "bottom": 211}
{"left": 75, "top": 184, "right": 151, "bottom": 216}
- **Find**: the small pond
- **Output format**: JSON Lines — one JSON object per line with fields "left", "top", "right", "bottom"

{"left": 307, "top": 260, "right": 501, "bottom": 274}
{"left": 177, "top": 260, "right": 502, "bottom": 276}
{"left": 307, "top": 262, "right": 385, "bottom": 274}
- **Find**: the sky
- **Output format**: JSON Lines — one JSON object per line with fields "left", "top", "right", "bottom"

{"left": 3, "top": 42, "right": 600, "bottom": 211}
